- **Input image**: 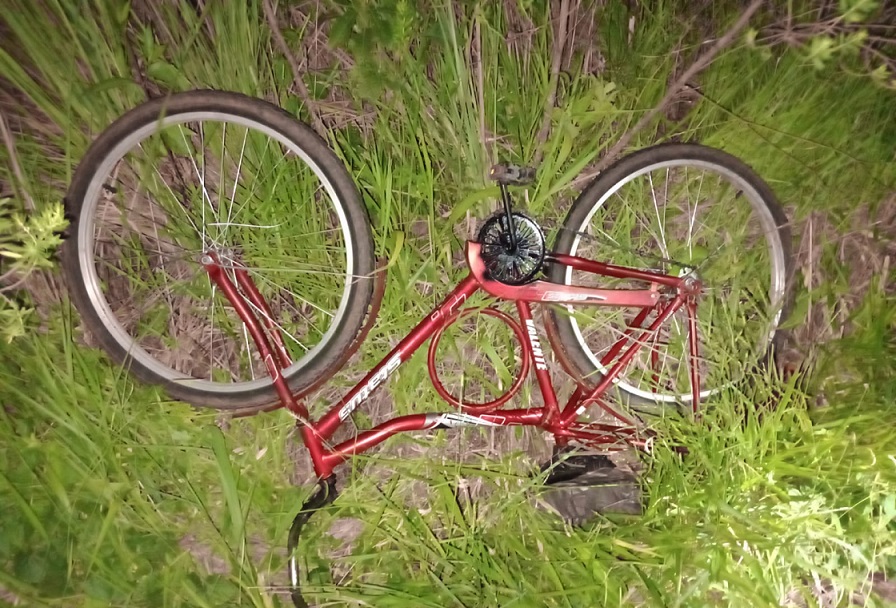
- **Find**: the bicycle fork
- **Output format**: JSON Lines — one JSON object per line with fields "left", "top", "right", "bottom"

{"left": 201, "top": 254, "right": 341, "bottom": 608}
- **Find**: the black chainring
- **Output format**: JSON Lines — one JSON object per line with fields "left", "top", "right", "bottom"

{"left": 477, "top": 212, "right": 546, "bottom": 285}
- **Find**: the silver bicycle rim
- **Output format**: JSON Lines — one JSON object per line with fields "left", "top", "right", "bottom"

{"left": 77, "top": 111, "right": 355, "bottom": 395}
{"left": 564, "top": 159, "right": 788, "bottom": 403}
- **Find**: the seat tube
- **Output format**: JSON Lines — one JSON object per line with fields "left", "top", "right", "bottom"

{"left": 515, "top": 301, "right": 560, "bottom": 424}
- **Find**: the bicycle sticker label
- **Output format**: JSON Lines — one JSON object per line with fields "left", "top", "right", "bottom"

{"left": 540, "top": 291, "right": 607, "bottom": 302}
{"left": 338, "top": 353, "right": 402, "bottom": 420}
{"left": 524, "top": 319, "right": 548, "bottom": 370}
{"left": 263, "top": 354, "right": 280, "bottom": 381}
{"left": 430, "top": 292, "right": 467, "bottom": 322}
{"left": 426, "top": 413, "right": 503, "bottom": 428}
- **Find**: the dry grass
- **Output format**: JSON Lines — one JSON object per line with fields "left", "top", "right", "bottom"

{"left": 781, "top": 195, "right": 896, "bottom": 377}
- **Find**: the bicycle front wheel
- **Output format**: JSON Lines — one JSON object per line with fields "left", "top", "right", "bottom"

{"left": 62, "top": 91, "right": 375, "bottom": 412}
{"left": 547, "top": 143, "right": 792, "bottom": 411}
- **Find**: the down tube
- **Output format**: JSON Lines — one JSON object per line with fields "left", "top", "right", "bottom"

{"left": 315, "top": 274, "right": 481, "bottom": 439}
{"left": 319, "top": 409, "right": 545, "bottom": 474}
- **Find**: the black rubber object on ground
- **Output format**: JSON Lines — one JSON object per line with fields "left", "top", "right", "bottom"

{"left": 535, "top": 449, "right": 642, "bottom": 523}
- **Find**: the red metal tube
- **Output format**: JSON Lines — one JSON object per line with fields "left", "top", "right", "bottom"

{"left": 426, "top": 306, "right": 531, "bottom": 414}
{"left": 561, "top": 295, "right": 686, "bottom": 426}
{"left": 203, "top": 258, "right": 328, "bottom": 474}
{"left": 514, "top": 301, "right": 562, "bottom": 425}
{"left": 315, "top": 275, "right": 481, "bottom": 439}
{"left": 599, "top": 306, "right": 652, "bottom": 367}
{"left": 318, "top": 408, "right": 546, "bottom": 476}
{"left": 465, "top": 243, "right": 662, "bottom": 307}
{"left": 233, "top": 266, "right": 292, "bottom": 369}
{"left": 547, "top": 252, "right": 684, "bottom": 288}
{"left": 686, "top": 297, "right": 701, "bottom": 415}
{"left": 476, "top": 408, "right": 544, "bottom": 425}
{"left": 319, "top": 414, "right": 434, "bottom": 476}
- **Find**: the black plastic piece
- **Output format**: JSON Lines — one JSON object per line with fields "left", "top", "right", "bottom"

{"left": 287, "top": 475, "right": 338, "bottom": 608}
{"left": 477, "top": 211, "right": 546, "bottom": 285}
{"left": 536, "top": 447, "right": 642, "bottom": 521}
{"left": 541, "top": 445, "right": 616, "bottom": 484}
{"left": 499, "top": 183, "right": 518, "bottom": 250}
{"left": 489, "top": 163, "right": 537, "bottom": 186}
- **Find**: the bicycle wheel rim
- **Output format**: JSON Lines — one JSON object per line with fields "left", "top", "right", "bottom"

{"left": 76, "top": 111, "right": 356, "bottom": 395}
{"left": 563, "top": 158, "right": 788, "bottom": 404}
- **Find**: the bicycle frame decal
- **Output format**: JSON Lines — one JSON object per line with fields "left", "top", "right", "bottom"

{"left": 338, "top": 353, "right": 401, "bottom": 421}
{"left": 424, "top": 412, "right": 503, "bottom": 428}
{"left": 525, "top": 319, "right": 548, "bottom": 370}
{"left": 204, "top": 240, "right": 699, "bottom": 479}
{"left": 541, "top": 291, "right": 606, "bottom": 302}
{"left": 429, "top": 292, "right": 468, "bottom": 321}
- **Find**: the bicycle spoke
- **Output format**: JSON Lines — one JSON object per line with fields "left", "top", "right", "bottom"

{"left": 648, "top": 171, "right": 669, "bottom": 259}
{"left": 242, "top": 296, "right": 310, "bottom": 352}
{"left": 559, "top": 152, "right": 788, "bottom": 405}
{"left": 177, "top": 124, "right": 215, "bottom": 248}
{"left": 242, "top": 322, "right": 256, "bottom": 381}
{"left": 688, "top": 169, "right": 705, "bottom": 258}
{"left": 208, "top": 278, "right": 216, "bottom": 381}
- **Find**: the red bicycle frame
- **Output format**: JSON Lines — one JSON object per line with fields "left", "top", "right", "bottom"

{"left": 203, "top": 241, "right": 702, "bottom": 480}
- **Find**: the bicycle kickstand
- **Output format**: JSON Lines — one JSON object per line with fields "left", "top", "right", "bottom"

{"left": 287, "top": 475, "right": 338, "bottom": 608}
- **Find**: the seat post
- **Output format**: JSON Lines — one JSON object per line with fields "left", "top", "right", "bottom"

{"left": 490, "top": 162, "right": 537, "bottom": 252}
{"left": 499, "top": 183, "right": 517, "bottom": 250}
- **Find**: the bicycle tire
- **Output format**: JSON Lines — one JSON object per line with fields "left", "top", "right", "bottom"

{"left": 62, "top": 90, "right": 375, "bottom": 412}
{"left": 546, "top": 143, "right": 793, "bottom": 411}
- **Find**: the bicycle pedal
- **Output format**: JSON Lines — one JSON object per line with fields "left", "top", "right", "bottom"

{"left": 489, "top": 163, "right": 536, "bottom": 186}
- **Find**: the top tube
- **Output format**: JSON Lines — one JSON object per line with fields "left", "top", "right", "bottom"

{"left": 465, "top": 242, "right": 673, "bottom": 307}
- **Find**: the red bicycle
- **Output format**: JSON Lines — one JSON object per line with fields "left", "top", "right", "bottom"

{"left": 61, "top": 91, "right": 792, "bottom": 605}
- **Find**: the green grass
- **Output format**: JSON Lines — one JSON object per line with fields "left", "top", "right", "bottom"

{"left": 1, "top": 1, "right": 895, "bottom": 606}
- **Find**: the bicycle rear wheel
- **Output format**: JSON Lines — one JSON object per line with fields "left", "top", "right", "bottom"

{"left": 62, "top": 91, "right": 375, "bottom": 412}
{"left": 547, "top": 143, "right": 792, "bottom": 411}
